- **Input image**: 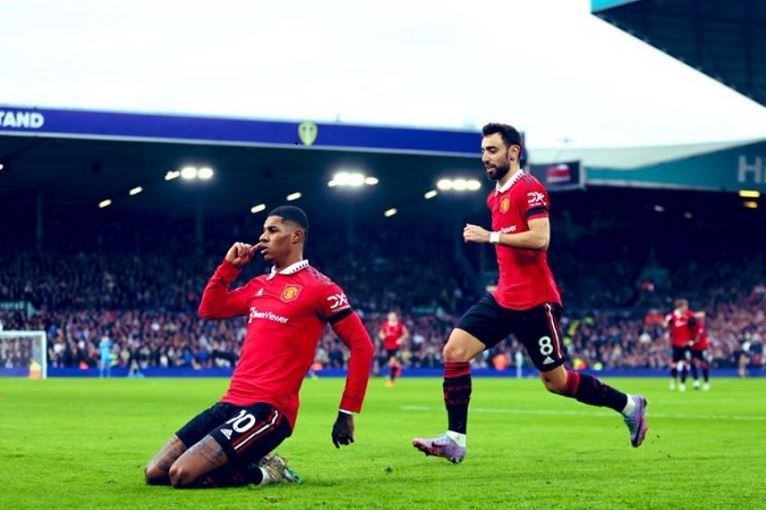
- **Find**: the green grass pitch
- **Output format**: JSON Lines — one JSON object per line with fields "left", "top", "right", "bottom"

{"left": 1, "top": 376, "right": 764, "bottom": 509}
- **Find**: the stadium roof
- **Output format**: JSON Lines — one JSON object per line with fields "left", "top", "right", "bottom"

{"left": 0, "top": 134, "right": 478, "bottom": 221}
{"left": 530, "top": 139, "right": 760, "bottom": 169}
{"left": 592, "top": 0, "right": 766, "bottom": 108}
{"left": 0, "top": 106, "right": 489, "bottom": 221}
{"left": 2, "top": 129, "right": 760, "bottom": 224}
{"left": 2, "top": 105, "right": 762, "bottom": 228}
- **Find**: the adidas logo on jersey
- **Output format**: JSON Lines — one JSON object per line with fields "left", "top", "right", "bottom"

{"left": 221, "top": 428, "right": 233, "bottom": 440}
{"left": 542, "top": 356, "right": 554, "bottom": 365}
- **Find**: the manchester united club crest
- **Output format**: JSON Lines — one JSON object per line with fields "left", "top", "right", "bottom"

{"left": 280, "top": 284, "right": 303, "bottom": 302}
{"left": 500, "top": 197, "right": 511, "bottom": 214}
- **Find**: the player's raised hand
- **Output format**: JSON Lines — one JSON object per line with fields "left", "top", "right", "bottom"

{"left": 463, "top": 224, "right": 490, "bottom": 244}
{"left": 331, "top": 412, "right": 355, "bottom": 448}
{"left": 225, "top": 242, "right": 258, "bottom": 268}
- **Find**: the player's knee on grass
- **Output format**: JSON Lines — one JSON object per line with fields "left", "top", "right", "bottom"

{"left": 168, "top": 461, "right": 196, "bottom": 488}
{"left": 145, "top": 463, "right": 170, "bottom": 485}
{"left": 144, "top": 435, "right": 187, "bottom": 485}
{"left": 167, "top": 434, "right": 232, "bottom": 488}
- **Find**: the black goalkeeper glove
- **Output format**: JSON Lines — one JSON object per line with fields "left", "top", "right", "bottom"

{"left": 331, "top": 411, "right": 355, "bottom": 448}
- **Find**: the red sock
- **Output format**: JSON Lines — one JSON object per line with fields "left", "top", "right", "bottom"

{"left": 443, "top": 362, "right": 471, "bottom": 433}
{"left": 561, "top": 370, "right": 627, "bottom": 412}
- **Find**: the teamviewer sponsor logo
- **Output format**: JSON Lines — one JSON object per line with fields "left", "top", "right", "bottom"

{"left": 248, "top": 307, "right": 289, "bottom": 325}
{"left": 0, "top": 110, "right": 45, "bottom": 129}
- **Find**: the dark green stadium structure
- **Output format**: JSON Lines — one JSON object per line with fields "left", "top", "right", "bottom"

{"left": 592, "top": 0, "right": 766, "bottom": 108}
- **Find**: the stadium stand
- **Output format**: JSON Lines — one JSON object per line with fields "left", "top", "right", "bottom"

{"left": 1, "top": 195, "right": 764, "bottom": 375}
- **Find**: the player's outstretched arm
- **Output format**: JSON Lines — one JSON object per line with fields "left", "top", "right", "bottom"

{"left": 198, "top": 242, "right": 261, "bottom": 319}
{"left": 330, "top": 312, "right": 374, "bottom": 447}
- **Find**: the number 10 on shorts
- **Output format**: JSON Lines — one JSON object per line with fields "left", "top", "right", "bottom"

{"left": 225, "top": 410, "right": 257, "bottom": 433}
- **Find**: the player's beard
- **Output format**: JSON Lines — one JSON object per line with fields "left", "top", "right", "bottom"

{"left": 486, "top": 162, "right": 511, "bottom": 181}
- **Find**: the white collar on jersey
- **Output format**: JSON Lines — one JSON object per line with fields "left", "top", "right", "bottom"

{"left": 268, "top": 259, "right": 310, "bottom": 280}
{"left": 495, "top": 168, "right": 525, "bottom": 194}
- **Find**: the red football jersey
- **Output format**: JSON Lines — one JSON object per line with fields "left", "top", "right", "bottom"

{"left": 487, "top": 171, "right": 562, "bottom": 310}
{"left": 665, "top": 310, "right": 695, "bottom": 347}
{"left": 381, "top": 322, "right": 405, "bottom": 350}
{"left": 198, "top": 259, "right": 374, "bottom": 428}
{"left": 691, "top": 318, "right": 709, "bottom": 350}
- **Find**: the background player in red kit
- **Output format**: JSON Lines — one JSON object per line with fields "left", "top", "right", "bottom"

{"left": 379, "top": 311, "right": 409, "bottom": 387}
{"left": 413, "top": 123, "right": 648, "bottom": 464}
{"left": 665, "top": 298, "right": 695, "bottom": 391}
{"left": 690, "top": 311, "right": 711, "bottom": 390}
{"left": 144, "top": 206, "right": 375, "bottom": 488}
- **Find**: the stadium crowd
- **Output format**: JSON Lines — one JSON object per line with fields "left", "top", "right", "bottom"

{"left": 1, "top": 213, "right": 764, "bottom": 374}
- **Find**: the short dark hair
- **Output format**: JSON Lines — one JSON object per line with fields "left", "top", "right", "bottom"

{"left": 268, "top": 205, "right": 309, "bottom": 232}
{"left": 482, "top": 123, "right": 522, "bottom": 149}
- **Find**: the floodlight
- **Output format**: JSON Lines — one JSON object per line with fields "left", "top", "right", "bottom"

{"left": 198, "top": 167, "right": 214, "bottom": 180}
{"left": 437, "top": 179, "right": 453, "bottom": 191}
{"left": 180, "top": 166, "right": 198, "bottom": 180}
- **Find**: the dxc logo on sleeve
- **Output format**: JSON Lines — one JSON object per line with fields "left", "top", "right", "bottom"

{"left": 527, "top": 191, "right": 546, "bottom": 207}
{"left": 327, "top": 293, "right": 350, "bottom": 311}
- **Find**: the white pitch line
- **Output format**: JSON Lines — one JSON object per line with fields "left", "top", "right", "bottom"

{"left": 401, "top": 405, "right": 766, "bottom": 421}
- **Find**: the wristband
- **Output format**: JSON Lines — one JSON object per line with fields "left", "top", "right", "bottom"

{"left": 489, "top": 232, "right": 501, "bottom": 244}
